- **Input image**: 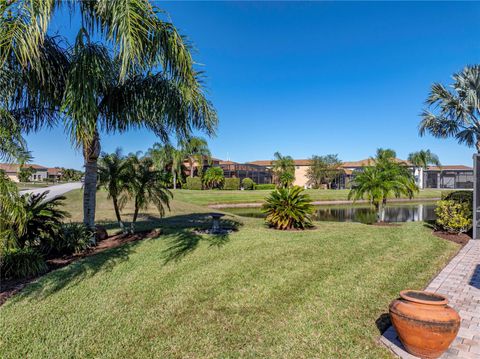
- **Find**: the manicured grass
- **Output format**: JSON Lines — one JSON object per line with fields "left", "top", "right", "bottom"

{"left": 15, "top": 182, "right": 51, "bottom": 190}
{"left": 172, "top": 188, "right": 445, "bottom": 206}
{"left": 0, "top": 190, "right": 458, "bottom": 358}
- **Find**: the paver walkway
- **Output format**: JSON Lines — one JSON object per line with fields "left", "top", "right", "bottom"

{"left": 381, "top": 240, "right": 480, "bottom": 358}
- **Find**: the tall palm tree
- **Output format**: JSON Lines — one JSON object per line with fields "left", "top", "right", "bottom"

{"left": 148, "top": 143, "right": 186, "bottom": 190}
{"left": 126, "top": 155, "right": 172, "bottom": 233}
{"left": 181, "top": 137, "right": 211, "bottom": 178}
{"left": 420, "top": 65, "right": 480, "bottom": 152}
{"left": 408, "top": 150, "right": 441, "bottom": 169}
{"left": 1, "top": 2, "right": 217, "bottom": 235}
{"left": 98, "top": 148, "right": 130, "bottom": 232}
{"left": 272, "top": 152, "right": 295, "bottom": 187}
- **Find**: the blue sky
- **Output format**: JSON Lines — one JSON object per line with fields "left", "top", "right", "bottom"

{"left": 27, "top": 1, "right": 480, "bottom": 169}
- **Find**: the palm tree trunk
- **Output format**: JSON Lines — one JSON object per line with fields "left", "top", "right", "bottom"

{"left": 130, "top": 199, "right": 140, "bottom": 234}
{"left": 189, "top": 158, "right": 194, "bottom": 178}
{"left": 82, "top": 131, "right": 100, "bottom": 239}
{"left": 173, "top": 172, "right": 177, "bottom": 190}
{"left": 476, "top": 139, "right": 480, "bottom": 153}
{"left": 112, "top": 197, "right": 125, "bottom": 232}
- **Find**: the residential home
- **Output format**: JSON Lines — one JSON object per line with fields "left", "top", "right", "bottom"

{"left": 0, "top": 163, "right": 55, "bottom": 182}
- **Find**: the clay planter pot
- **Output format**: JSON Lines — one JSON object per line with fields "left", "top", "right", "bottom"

{"left": 389, "top": 290, "right": 460, "bottom": 359}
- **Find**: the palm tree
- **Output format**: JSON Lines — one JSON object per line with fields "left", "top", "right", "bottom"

{"left": 202, "top": 167, "right": 225, "bottom": 189}
{"left": 148, "top": 143, "right": 186, "bottom": 190}
{"left": 98, "top": 148, "right": 130, "bottom": 232}
{"left": 408, "top": 150, "right": 441, "bottom": 169}
{"left": 348, "top": 158, "right": 418, "bottom": 222}
{"left": 272, "top": 152, "right": 295, "bottom": 187}
{"left": 127, "top": 155, "right": 172, "bottom": 233}
{"left": 420, "top": 65, "right": 480, "bottom": 152}
{"left": 181, "top": 137, "right": 211, "bottom": 178}
{"left": 1, "top": 2, "right": 217, "bottom": 236}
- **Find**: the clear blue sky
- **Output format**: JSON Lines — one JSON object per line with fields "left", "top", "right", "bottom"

{"left": 26, "top": 1, "right": 480, "bottom": 169}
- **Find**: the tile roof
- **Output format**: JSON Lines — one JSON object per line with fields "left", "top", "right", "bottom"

{"left": 0, "top": 163, "right": 49, "bottom": 173}
{"left": 427, "top": 165, "right": 472, "bottom": 171}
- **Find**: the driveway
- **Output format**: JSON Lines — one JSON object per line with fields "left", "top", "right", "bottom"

{"left": 19, "top": 182, "right": 83, "bottom": 201}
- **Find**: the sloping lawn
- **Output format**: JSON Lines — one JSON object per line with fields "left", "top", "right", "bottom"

{"left": 0, "top": 195, "right": 458, "bottom": 359}
{"left": 172, "top": 188, "right": 444, "bottom": 206}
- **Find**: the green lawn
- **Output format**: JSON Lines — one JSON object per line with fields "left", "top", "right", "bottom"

{"left": 172, "top": 188, "right": 445, "bottom": 206}
{"left": 15, "top": 182, "right": 51, "bottom": 190}
{"left": 0, "top": 189, "right": 458, "bottom": 358}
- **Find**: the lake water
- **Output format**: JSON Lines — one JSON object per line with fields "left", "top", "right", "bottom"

{"left": 222, "top": 202, "right": 437, "bottom": 224}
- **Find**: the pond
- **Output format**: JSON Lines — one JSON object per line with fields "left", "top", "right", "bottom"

{"left": 222, "top": 201, "right": 437, "bottom": 224}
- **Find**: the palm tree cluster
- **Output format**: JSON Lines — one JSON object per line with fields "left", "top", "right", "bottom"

{"left": 0, "top": 1, "right": 217, "bottom": 233}
{"left": 348, "top": 149, "right": 418, "bottom": 222}
{"left": 97, "top": 149, "right": 172, "bottom": 234}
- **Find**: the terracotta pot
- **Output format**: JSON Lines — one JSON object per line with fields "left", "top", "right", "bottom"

{"left": 389, "top": 290, "right": 460, "bottom": 359}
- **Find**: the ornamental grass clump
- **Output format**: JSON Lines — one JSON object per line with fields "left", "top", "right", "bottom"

{"left": 262, "top": 186, "right": 314, "bottom": 230}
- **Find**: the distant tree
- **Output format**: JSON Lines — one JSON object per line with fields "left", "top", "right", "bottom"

{"left": 62, "top": 168, "right": 83, "bottom": 182}
{"left": 126, "top": 155, "right": 172, "bottom": 233}
{"left": 148, "top": 143, "right": 186, "bottom": 189}
{"left": 202, "top": 167, "right": 225, "bottom": 189}
{"left": 272, "top": 152, "right": 295, "bottom": 187}
{"left": 420, "top": 65, "right": 480, "bottom": 152}
{"left": 181, "top": 137, "right": 211, "bottom": 178}
{"left": 18, "top": 166, "right": 35, "bottom": 182}
{"left": 348, "top": 154, "right": 418, "bottom": 222}
{"left": 408, "top": 150, "right": 441, "bottom": 170}
{"left": 98, "top": 149, "right": 130, "bottom": 232}
{"left": 306, "top": 154, "right": 343, "bottom": 189}
{"left": 375, "top": 148, "right": 397, "bottom": 163}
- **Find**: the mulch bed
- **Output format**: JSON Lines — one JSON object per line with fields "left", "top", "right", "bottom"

{"left": 0, "top": 229, "right": 161, "bottom": 306}
{"left": 432, "top": 230, "right": 471, "bottom": 246}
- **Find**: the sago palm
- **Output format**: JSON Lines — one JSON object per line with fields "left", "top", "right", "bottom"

{"left": 420, "top": 65, "right": 480, "bottom": 152}
{"left": 98, "top": 148, "right": 130, "bottom": 232}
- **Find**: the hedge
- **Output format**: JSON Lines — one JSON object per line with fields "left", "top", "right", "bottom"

{"left": 224, "top": 178, "right": 240, "bottom": 190}
{"left": 242, "top": 178, "right": 256, "bottom": 190}
{"left": 186, "top": 177, "right": 202, "bottom": 190}
{"left": 441, "top": 190, "right": 473, "bottom": 207}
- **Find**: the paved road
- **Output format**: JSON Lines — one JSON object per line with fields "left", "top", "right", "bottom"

{"left": 19, "top": 182, "right": 83, "bottom": 201}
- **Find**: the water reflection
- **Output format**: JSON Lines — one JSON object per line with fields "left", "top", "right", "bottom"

{"left": 224, "top": 202, "right": 437, "bottom": 224}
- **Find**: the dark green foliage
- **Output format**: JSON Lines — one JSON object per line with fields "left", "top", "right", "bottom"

{"left": 0, "top": 247, "right": 47, "bottom": 280}
{"left": 223, "top": 178, "right": 240, "bottom": 190}
{"left": 62, "top": 168, "right": 84, "bottom": 182}
{"left": 43, "top": 223, "right": 93, "bottom": 256}
{"left": 242, "top": 178, "right": 255, "bottom": 190}
{"left": 186, "top": 177, "right": 203, "bottom": 190}
{"left": 262, "top": 186, "right": 314, "bottom": 230}
{"left": 202, "top": 167, "right": 225, "bottom": 189}
{"left": 256, "top": 184, "right": 276, "bottom": 190}
{"left": 442, "top": 190, "right": 473, "bottom": 207}
{"left": 306, "top": 154, "right": 343, "bottom": 189}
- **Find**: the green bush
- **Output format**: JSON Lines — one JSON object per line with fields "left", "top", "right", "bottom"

{"left": 435, "top": 200, "right": 472, "bottom": 234}
{"left": 186, "top": 177, "right": 202, "bottom": 190}
{"left": 43, "top": 223, "right": 93, "bottom": 256}
{"left": 224, "top": 178, "right": 240, "bottom": 190}
{"left": 202, "top": 167, "right": 225, "bottom": 189}
{"left": 442, "top": 190, "right": 473, "bottom": 207}
{"left": 242, "top": 178, "right": 256, "bottom": 190}
{"left": 262, "top": 186, "right": 315, "bottom": 230}
{"left": 255, "top": 184, "right": 276, "bottom": 190}
{"left": 1, "top": 248, "right": 47, "bottom": 280}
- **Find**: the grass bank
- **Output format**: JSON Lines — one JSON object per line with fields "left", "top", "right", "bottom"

{"left": 172, "top": 188, "right": 444, "bottom": 206}
{"left": 0, "top": 189, "right": 458, "bottom": 358}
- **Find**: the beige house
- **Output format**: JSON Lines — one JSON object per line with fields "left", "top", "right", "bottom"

{"left": 0, "top": 163, "right": 60, "bottom": 182}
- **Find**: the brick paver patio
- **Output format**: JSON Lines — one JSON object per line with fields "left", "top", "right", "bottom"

{"left": 381, "top": 240, "right": 480, "bottom": 359}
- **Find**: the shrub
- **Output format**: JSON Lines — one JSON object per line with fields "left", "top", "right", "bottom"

{"left": 224, "top": 178, "right": 240, "bottom": 190}
{"left": 442, "top": 190, "right": 473, "bottom": 207}
{"left": 202, "top": 167, "right": 225, "bottom": 189}
{"left": 256, "top": 184, "right": 276, "bottom": 190}
{"left": 186, "top": 177, "right": 202, "bottom": 190}
{"left": 242, "top": 178, "right": 256, "bottom": 190}
{"left": 262, "top": 186, "right": 314, "bottom": 230}
{"left": 42, "top": 223, "right": 93, "bottom": 256}
{"left": 435, "top": 200, "right": 472, "bottom": 234}
{"left": 0, "top": 248, "right": 47, "bottom": 280}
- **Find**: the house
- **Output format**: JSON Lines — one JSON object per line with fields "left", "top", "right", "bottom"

{"left": 47, "top": 167, "right": 64, "bottom": 182}
{"left": 247, "top": 158, "right": 473, "bottom": 190}
{"left": 0, "top": 163, "right": 61, "bottom": 182}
